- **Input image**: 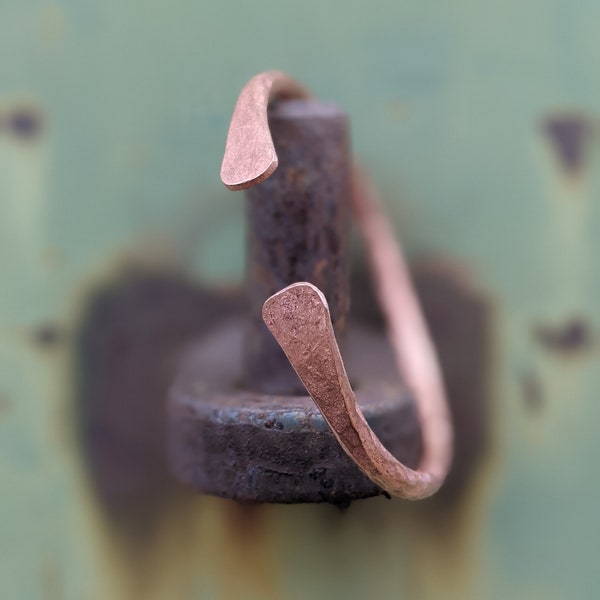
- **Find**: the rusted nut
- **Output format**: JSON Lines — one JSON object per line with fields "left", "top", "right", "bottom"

{"left": 167, "top": 320, "right": 421, "bottom": 504}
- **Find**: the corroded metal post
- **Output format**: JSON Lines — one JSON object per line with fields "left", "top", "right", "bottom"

{"left": 243, "top": 99, "right": 352, "bottom": 394}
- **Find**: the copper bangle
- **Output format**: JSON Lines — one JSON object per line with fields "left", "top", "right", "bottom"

{"left": 221, "top": 71, "right": 453, "bottom": 500}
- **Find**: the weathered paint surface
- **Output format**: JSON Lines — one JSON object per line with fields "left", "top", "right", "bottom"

{"left": 1, "top": 1, "right": 600, "bottom": 598}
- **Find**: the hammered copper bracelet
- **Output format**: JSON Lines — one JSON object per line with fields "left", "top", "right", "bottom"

{"left": 221, "top": 71, "right": 453, "bottom": 500}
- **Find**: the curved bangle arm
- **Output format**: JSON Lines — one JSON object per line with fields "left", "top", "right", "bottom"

{"left": 351, "top": 166, "right": 453, "bottom": 496}
{"left": 220, "top": 71, "right": 310, "bottom": 190}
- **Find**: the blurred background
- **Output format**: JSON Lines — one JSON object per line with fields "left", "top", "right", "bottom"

{"left": 1, "top": 1, "right": 599, "bottom": 598}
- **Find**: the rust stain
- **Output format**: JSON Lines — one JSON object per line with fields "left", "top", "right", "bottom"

{"left": 112, "top": 495, "right": 283, "bottom": 600}
{"left": 40, "top": 558, "right": 63, "bottom": 600}
{"left": 313, "top": 258, "right": 328, "bottom": 281}
{"left": 519, "top": 369, "right": 545, "bottom": 415}
{"left": 217, "top": 502, "right": 282, "bottom": 600}
{"left": 404, "top": 461, "right": 498, "bottom": 599}
{"left": 285, "top": 166, "right": 308, "bottom": 187}
{"left": 38, "top": 3, "right": 66, "bottom": 46}
{"left": 0, "top": 393, "right": 11, "bottom": 417}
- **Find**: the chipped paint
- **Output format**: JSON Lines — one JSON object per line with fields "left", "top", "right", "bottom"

{"left": 543, "top": 113, "right": 592, "bottom": 179}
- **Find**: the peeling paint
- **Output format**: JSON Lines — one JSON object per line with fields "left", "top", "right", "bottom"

{"left": 543, "top": 113, "right": 592, "bottom": 179}
{"left": 533, "top": 318, "right": 593, "bottom": 354}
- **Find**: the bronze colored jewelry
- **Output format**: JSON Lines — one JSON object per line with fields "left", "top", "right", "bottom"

{"left": 221, "top": 71, "right": 452, "bottom": 500}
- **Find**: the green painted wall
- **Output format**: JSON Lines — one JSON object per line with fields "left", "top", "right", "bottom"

{"left": 1, "top": 1, "right": 599, "bottom": 598}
